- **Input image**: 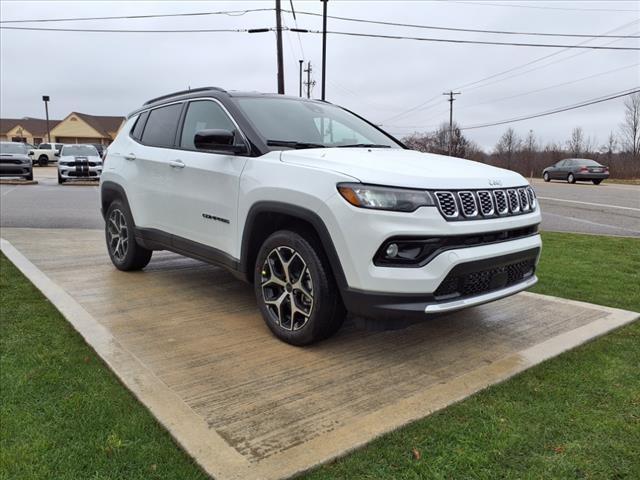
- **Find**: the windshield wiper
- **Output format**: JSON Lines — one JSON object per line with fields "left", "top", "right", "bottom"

{"left": 335, "top": 143, "right": 391, "bottom": 148}
{"left": 266, "top": 140, "right": 325, "bottom": 149}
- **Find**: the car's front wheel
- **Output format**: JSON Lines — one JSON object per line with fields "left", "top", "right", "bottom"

{"left": 254, "top": 230, "right": 345, "bottom": 346}
{"left": 105, "top": 200, "right": 152, "bottom": 271}
{"left": 25, "top": 170, "right": 33, "bottom": 181}
{"left": 543, "top": 172, "right": 550, "bottom": 182}
{"left": 57, "top": 171, "right": 65, "bottom": 184}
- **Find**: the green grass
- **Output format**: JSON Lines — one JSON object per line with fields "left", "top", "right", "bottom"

{"left": 1, "top": 232, "right": 639, "bottom": 480}
{"left": 0, "top": 254, "right": 207, "bottom": 480}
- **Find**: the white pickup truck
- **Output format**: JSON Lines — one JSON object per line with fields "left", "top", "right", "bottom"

{"left": 29, "top": 142, "right": 64, "bottom": 166}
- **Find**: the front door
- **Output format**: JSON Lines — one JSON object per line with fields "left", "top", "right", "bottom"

{"left": 165, "top": 99, "right": 249, "bottom": 259}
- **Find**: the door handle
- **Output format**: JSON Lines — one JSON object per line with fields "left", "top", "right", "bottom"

{"left": 124, "top": 153, "right": 136, "bottom": 161}
{"left": 169, "top": 159, "right": 185, "bottom": 169}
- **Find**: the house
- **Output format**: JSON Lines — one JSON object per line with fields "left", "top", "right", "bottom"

{"left": 0, "top": 117, "right": 60, "bottom": 145}
{"left": 0, "top": 112, "right": 125, "bottom": 146}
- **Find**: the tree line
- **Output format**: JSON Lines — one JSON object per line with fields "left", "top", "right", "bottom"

{"left": 402, "top": 93, "right": 640, "bottom": 179}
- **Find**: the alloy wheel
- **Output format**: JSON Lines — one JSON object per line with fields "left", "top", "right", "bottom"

{"left": 107, "top": 208, "right": 129, "bottom": 262}
{"left": 260, "top": 246, "right": 314, "bottom": 331}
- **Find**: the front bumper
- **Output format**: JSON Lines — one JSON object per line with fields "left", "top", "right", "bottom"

{"left": 341, "top": 247, "right": 540, "bottom": 319}
{"left": 58, "top": 164, "right": 102, "bottom": 179}
{"left": 0, "top": 164, "right": 32, "bottom": 177}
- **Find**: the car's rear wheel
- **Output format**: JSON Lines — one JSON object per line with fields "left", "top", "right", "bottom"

{"left": 254, "top": 230, "right": 345, "bottom": 346}
{"left": 543, "top": 172, "right": 550, "bottom": 182}
{"left": 38, "top": 155, "right": 48, "bottom": 167}
{"left": 593, "top": 179, "right": 602, "bottom": 185}
{"left": 105, "top": 199, "right": 152, "bottom": 271}
{"left": 567, "top": 173, "right": 576, "bottom": 184}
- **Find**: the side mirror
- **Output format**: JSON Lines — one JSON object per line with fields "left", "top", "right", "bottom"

{"left": 194, "top": 129, "right": 245, "bottom": 154}
{"left": 54, "top": 151, "right": 60, "bottom": 157}
{"left": 28, "top": 150, "right": 34, "bottom": 156}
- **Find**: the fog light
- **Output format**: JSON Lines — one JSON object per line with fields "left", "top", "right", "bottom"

{"left": 385, "top": 243, "right": 399, "bottom": 258}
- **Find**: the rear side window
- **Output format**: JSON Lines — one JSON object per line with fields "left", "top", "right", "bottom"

{"left": 180, "top": 100, "right": 236, "bottom": 149}
{"left": 130, "top": 111, "right": 149, "bottom": 140}
{"left": 141, "top": 103, "right": 182, "bottom": 147}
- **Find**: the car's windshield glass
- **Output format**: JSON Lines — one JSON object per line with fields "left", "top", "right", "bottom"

{"left": 234, "top": 97, "right": 402, "bottom": 149}
{"left": 0, "top": 143, "right": 27, "bottom": 154}
{"left": 62, "top": 145, "right": 98, "bottom": 156}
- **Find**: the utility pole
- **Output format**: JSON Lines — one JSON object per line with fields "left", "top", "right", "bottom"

{"left": 321, "top": 0, "right": 328, "bottom": 100}
{"left": 299, "top": 59, "right": 304, "bottom": 97}
{"left": 42, "top": 95, "right": 51, "bottom": 142}
{"left": 304, "top": 62, "right": 316, "bottom": 99}
{"left": 275, "top": 0, "right": 285, "bottom": 94}
{"left": 442, "top": 90, "right": 461, "bottom": 156}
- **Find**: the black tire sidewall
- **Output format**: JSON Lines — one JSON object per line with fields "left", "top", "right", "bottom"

{"left": 543, "top": 172, "right": 549, "bottom": 182}
{"left": 105, "top": 200, "right": 148, "bottom": 271}
{"left": 254, "top": 230, "right": 343, "bottom": 346}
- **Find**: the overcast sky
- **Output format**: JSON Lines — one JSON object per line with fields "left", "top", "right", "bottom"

{"left": 1, "top": 0, "right": 638, "bottom": 149}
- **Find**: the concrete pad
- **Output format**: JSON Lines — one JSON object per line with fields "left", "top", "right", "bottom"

{"left": 2, "top": 227, "right": 637, "bottom": 480}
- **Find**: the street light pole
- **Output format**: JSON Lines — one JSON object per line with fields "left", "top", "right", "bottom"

{"left": 42, "top": 95, "right": 51, "bottom": 142}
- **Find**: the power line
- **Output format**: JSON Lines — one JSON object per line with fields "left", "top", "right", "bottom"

{"left": 451, "top": 1, "right": 639, "bottom": 13}
{"left": 457, "top": 63, "right": 640, "bottom": 111}
{"left": 381, "top": 19, "right": 638, "bottom": 124}
{"left": 285, "top": 9, "right": 640, "bottom": 38}
{"left": 306, "top": 29, "right": 640, "bottom": 50}
{"left": 0, "top": 8, "right": 274, "bottom": 23}
{"left": 461, "top": 88, "right": 640, "bottom": 130}
{"left": 0, "top": 26, "right": 249, "bottom": 33}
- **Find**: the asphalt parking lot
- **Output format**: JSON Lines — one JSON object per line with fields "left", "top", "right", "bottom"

{"left": 1, "top": 167, "right": 638, "bottom": 237}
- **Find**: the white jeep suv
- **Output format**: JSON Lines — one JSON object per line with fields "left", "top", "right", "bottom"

{"left": 100, "top": 87, "right": 541, "bottom": 345}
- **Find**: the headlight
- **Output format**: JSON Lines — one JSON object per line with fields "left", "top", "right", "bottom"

{"left": 337, "top": 183, "right": 435, "bottom": 212}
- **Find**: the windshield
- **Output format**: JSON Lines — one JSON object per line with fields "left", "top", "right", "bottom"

{"left": 0, "top": 143, "right": 27, "bottom": 154}
{"left": 234, "top": 97, "right": 402, "bottom": 149}
{"left": 61, "top": 145, "right": 98, "bottom": 156}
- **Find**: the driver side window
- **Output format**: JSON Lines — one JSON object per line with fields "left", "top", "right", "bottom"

{"left": 180, "top": 100, "right": 238, "bottom": 150}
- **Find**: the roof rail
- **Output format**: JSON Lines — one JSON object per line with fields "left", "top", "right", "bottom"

{"left": 143, "top": 86, "right": 226, "bottom": 106}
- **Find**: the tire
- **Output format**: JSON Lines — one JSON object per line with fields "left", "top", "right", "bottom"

{"left": 567, "top": 173, "right": 576, "bottom": 184}
{"left": 25, "top": 170, "right": 33, "bottom": 181}
{"left": 57, "top": 171, "right": 65, "bottom": 184}
{"left": 593, "top": 179, "right": 602, "bottom": 185}
{"left": 38, "top": 155, "right": 48, "bottom": 167}
{"left": 543, "top": 172, "right": 550, "bottom": 182}
{"left": 254, "top": 229, "right": 346, "bottom": 346}
{"left": 105, "top": 199, "right": 152, "bottom": 271}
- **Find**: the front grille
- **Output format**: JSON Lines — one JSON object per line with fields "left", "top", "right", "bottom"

{"left": 434, "top": 251, "right": 537, "bottom": 300}
{"left": 434, "top": 187, "right": 536, "bottom": 221}
{"left": 435, "top": 192, "right": 458, "bottom": 217}
{"left": 458, "top": 191, "right": 478, "bottom": 217}
{"left": 0, "top": 159, "right": 24, "bottom": 165}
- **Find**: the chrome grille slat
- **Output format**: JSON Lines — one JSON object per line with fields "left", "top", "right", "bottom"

{"left": 493, "top": 190, "right": 509, "bottom": 215}
{"left": 457, "top": 191, "right": 479, "bottom": 217}
{"left": 507, "top": 189, "right": 521, "bottom": 213}
{"left": 434, "top": 191, "right": 458, "bottom": 218}
{"left": 518, "top": 187, "right": 530, "bottom": 212}
{"left": 526, "top": 186, "right": 537, "bottom": 209}
{"left": 477, "top": 191, "right": 494, "bottom": 216}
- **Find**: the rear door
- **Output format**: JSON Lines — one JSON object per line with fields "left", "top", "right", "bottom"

{"left": 164, "top": 99, "right": 249, "bottom": 258}
{"left": 125, "top": 102, "right": 183, "bottom": 232}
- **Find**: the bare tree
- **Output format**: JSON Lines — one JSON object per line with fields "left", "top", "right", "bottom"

{"left": 495, "top": 127, "right": 521, "bottom": 170}
{"left": 567, "top": 127, "right": 585, "bottom": 157}
{"left": 619, "top": 92, "right": 640, "bottom": 160}
{"left": 403, "top": 121, "right": 478, "bottom": 159}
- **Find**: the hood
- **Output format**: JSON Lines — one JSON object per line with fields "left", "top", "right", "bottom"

{"left": 280, "top": 148, "right": 527, "bottom": 189}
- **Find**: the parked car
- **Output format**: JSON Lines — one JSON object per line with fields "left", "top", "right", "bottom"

{"left": 57, "top": 144, "right": 103, "bottom": 183}
{"left": 92, "top": 143, "right": 106, "bottom": 157}
{"left": 29, "top": 142, "right": 64, "bottom": 166}
{"left": 542, "top": 158, "right": 609, "bottom": 185}
{"left": 0, "top": 142, "right": 33, "bottom": 181}
{"left": 100, "top": 87, "right": 542, "bottom": 345}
